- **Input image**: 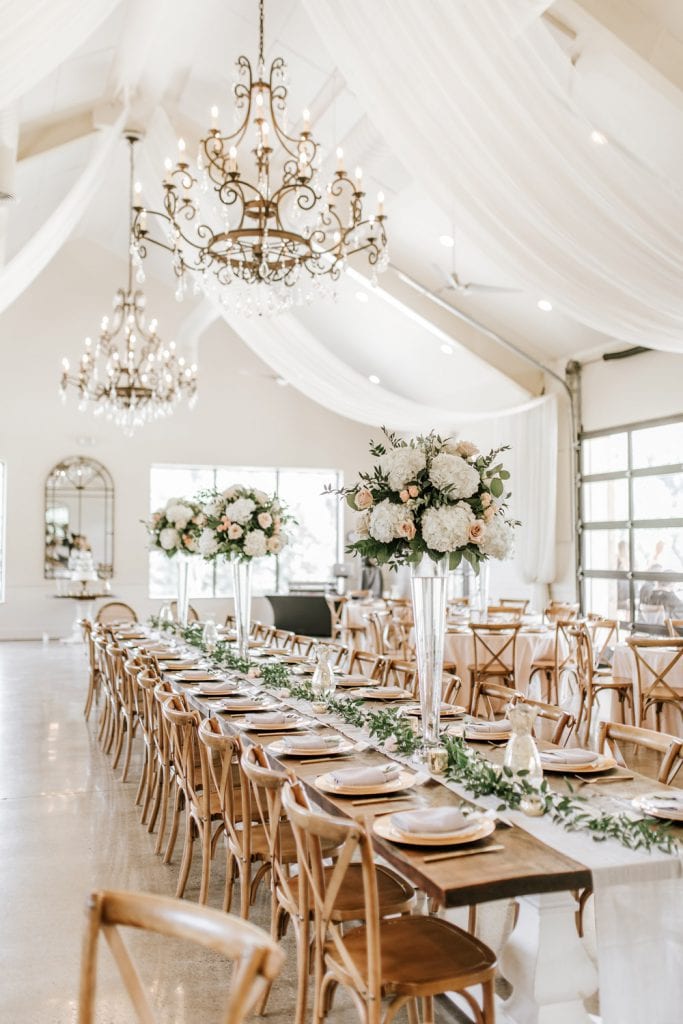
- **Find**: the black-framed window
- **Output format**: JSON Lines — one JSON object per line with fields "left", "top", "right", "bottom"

{"left": 579, "top": 415, "right": 683, "bottom": 626}
{"left": 148, "top": 464, "right": 344, "bottom": 599}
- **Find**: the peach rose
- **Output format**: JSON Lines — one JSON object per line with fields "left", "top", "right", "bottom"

{"left": 468, "top": 521, "right": 485, "bottom": 544}
{"left": 397, "top": 520, "right": 416, "bottom": 540}
{"left": 408, "top": 485, "right": 420, "bottom": 498}
{"left": 484, "top": 506, "right": 495, "bottom": 523}
{"left": 480, "top": 492, "right": 492, "bottom": 508}
{"left": 399, "top": 489, "right": 410, "bottom": 503}
{"left": 455, "top": 441, "right": 479, "bottom": 459}
{"left": 273, "top": 516, "right": 281, "bottom": 534}
{"left": 257, "top": 511, "right": 273, "bottom": 529}
{"left": 228, "top": 523, "right": 243, "bottom": 539}
{"left": 267, "top": 535, "right": 282, "bottom": 554}
{"left": 355, "top": 487, "right": 374, "bottom": 510}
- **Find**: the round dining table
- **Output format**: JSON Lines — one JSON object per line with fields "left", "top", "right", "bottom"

{"left": 443, "top": 626, "right": 558, "bottom": 708}
{"left": 611, "top": 642, "right": 683, "bottom": 733}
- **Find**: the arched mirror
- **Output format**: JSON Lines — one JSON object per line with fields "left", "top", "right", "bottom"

{"left": 44, "top": 456, "right": 114, "bottom": 580}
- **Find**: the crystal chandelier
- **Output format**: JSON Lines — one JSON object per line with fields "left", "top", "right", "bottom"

{"left": 60, "top": 134, "right": 198, "bottom": 435}
{"left": 131, "top": 0, "right": 388, "bottom": 316}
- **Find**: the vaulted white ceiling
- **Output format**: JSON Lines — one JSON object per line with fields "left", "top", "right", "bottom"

{"left": 4, "top": 0, "right": 683, "bottom": 415}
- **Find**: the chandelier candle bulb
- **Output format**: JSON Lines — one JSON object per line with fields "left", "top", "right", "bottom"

{"left": 302, "top": 108, "right": 311, "bottom": 133}
{"left": 377, "top": 191, "right": 385, "bottom": 215}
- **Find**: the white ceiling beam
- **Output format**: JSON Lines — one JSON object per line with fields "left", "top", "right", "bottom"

{"left": 17, "top": 101, "right": 124, "bottom": 163}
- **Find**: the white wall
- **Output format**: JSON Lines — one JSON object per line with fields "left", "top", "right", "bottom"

{"left": 0, "top": 240, "right": 374, "bottom": 639}
{"left": 580, "top": 349, "right": 683, "bottom": 432}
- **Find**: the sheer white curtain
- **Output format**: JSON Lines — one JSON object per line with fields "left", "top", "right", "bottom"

{"left": 304, "top": 0, "right": 683, "bottom": 353}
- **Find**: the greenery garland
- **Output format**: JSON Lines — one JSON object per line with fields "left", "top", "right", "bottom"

{"left": 150, "top": 618, "right": 677, "bottom": 854}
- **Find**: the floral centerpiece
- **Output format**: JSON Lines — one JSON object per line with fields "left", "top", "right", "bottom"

{"left": 336, "top": 429, "right": 517, "bottom": 754}
{"left": 196, "top": 485, "right": 292, "bottom": 659}
{"left": 143, "top": 498, "right": 204, "bottom": 627}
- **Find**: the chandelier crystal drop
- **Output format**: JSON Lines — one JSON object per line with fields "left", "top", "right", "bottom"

{"left": 132, "top": 0, "right": 388, "bottom": 316}
{"left": 59, "top": 135, "right": 198, "bottom": 435}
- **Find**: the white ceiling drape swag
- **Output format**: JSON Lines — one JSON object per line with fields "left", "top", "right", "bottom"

{"left": 0, "top": 110, "right": 126, "bottom": 316}
{"left": 0, "top": 0, "right": 121, "bottom": 106}
{"left": 303, "top": 0, "right": 683, "bottom": 354}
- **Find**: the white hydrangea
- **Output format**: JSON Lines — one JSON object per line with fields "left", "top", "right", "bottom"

{"left": 253, "top": 489, "right": 270, "bottom": 505}
{"left": 421, "top": 503, "right": 474, "bottom": 552}
{"left": 159, "top": 527, "right": 180, "bottom": 551}
{"left": 198, "top": 528, "right": 219, "bottom": 557}
{"left": 244, "top": 529, "right": 267, "bottom": 558}
{"left": 369, "top": 499, "right": 414, "bottom": 543}
{"left": 479, "top": 517, "right": 515, "bottom": 560}
{"left": 428, "top": 453, "right": 480, "bottom": 499}
{"left": 222, "top": 486, "right": 240, "bottom": 500}
{"left": 383, "top": 447, "right": 426, "bottom": 491}
{"left": 225, "top": 497, "right": 256, "bottom": 524}
{"left": 164, "top": 502, "right": 194, "bottom": 529}
{"left": 203, "top": 497, "right": 223, "bottom": 517}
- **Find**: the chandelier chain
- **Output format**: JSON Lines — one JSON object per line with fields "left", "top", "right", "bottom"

{"left": 258, "top": 0, "right": 265, "bottom": 68}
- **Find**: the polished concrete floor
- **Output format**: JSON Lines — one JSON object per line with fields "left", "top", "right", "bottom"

{"left": 0, "top": 641, "right": 373, "bottom": 1023}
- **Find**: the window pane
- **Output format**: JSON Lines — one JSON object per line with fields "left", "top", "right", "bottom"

{"left": 632, "top": 528, "right": 683, "bottom": 573}
{"left": 277, "top": 469, "right": 342, "bottom": 589}
{"left": 583, "top": 577, "right": 630, "bottom": 624}
{"left": 582, "top": 433, "right": 627, "bottom": 475}
{"left": 636, "top": 578, "right": 683, "bottom": 621}
{"left": 214, "top": 557, "right": 276, "bottom": 599}
{"left": 632, "top": 473, "right": 683, "bottom": 521}
{"left": 583, "top": 528, "right": 629, "bottom": 571}
{"left": 214, "top": 468, "right": 277, "bottom": 495}
{"left": 632, "top": 421, "right": 683, "bottom": 470}
{"left": 151, "top": 466, "right": 214, "bottom": 508}
{"left": 582, "top": 479, "right": 628, "bottom": 522}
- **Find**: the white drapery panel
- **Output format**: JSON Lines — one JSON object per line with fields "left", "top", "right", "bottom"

{"left": 304, "top": 0, "right": 683, "bottom": 354}
{"left": 0, "top": 110, "right": 126, "bottom": 316}
{"left": 0, "top": 0, "right": 121, "bottom": 106}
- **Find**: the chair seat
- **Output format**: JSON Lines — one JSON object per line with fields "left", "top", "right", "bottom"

{"left": 468, "top": 664, "right": 511, "bottom": 676}
{"left": 325, "top": 864, "right": 414, "bottom": 920}
{"left": 643, "top": 684, "right": 683, "bottom": 701}
{"left": 590, "top": 676, "right": 632, "bottom": 692}
{"left": 232, "top": 821, "right": 338, "bottom": 863}
{"left": 530, "top": 658, "right": 555, "bottom": 670}
{"left": 325, "top": 915, "right": 495, "bottom": 994}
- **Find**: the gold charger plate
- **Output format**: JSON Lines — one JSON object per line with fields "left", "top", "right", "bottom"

{"left": 175, "top": 671, "right": 222, "bottom": 683}
{"left": 159, "top": 661, "right": 199, "bottom": 672}
{"left": 268, "top": 738, "right": 356, "bottom": 757}
{"left": 240, "top": 717, "right": 308, "bottom": 732}
{"left": 216, "top": 700, "right": 271, "bottom": 712}
{"left": 352, "top": 687, "right": 413, "bottom": 701}
{"left": 631, "top": 794, "right": 683, "bottom": 822}
{"left": 314, "top": 769, "right": 416, "bottom": 797}
{"left": 373, "top": 815, "right": 495, "bottom": 847}
{"left": 464, "top": 727, "right": 512, "bottom": 742}
{"left": 540, "top": 754, "right": 617, "bottom": 774}
{"left": 404, "top": 703, "right": 466, "bottom": 718}
{"left": 336, "top": 675, "right": 378, "bottom": 688}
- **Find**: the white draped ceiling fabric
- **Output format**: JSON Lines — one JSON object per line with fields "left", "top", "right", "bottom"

{"left": 304, "top": 0, "right": 683, "bottom": 354}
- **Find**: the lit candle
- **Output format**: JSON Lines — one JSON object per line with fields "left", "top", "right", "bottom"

{"left": 228, "top": 145, "right": 237, "bottom": 173}
{"left": 261, "top": 121, "right": 270, "bottom": 148}
{"left": 377, "top": 191, "right": 385, "bottom": 215}
{"left": 163, "top": 157, "right": 173, "bottom": 185}
{"left": 61, "top": 357, "right": 69, "bottom": 372}
{"left": 355, "top": 165, "right": 363, "bottom": 189}
{"left": 302, "top": 107, "right": 311, "bottom": 133}
{"left": 210, "top": 105, "right": 219, "bottom": 129}
{"left": 336, "top": 146, "right": 344, "bottom": 172}
{"left": 177, "top": 137, "right": 186, "bottom": 155}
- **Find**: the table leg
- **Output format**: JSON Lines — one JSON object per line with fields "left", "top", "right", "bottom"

{"left": 60, "top": 600, "right": 94, "bottom": 644}
{"left": 498, "top": 891, "right": 598, "bottom": 1024}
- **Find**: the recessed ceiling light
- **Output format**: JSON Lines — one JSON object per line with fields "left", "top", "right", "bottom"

{"left": 355, "top": 290, "right": 369, "bottom": 303}
{"left": 439, "top": 234, "right": 455, "bottom": 248}
{"left": 590, "top": 130, "right": 607, "bottom": 145}
{"left": 440, "top": 343, "right": 453, "bottom": 355}
{"left": 368, "top": 374, "right": 381, "bottom": 385}
{"left": 537, "top": 299, "right": 553, "bottom": 312}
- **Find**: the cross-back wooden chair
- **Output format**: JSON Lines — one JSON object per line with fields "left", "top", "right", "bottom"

{"left": 471, "top": 681, "right": 575, "bottom": 746}
{"left": 118, "top": 656, "right": 145, "bottom": 784}
{"left": 383, "top": 658, "right": 418, "bottom": 694}
{"left": 161, "top": 698, "right": 224, "bottom": 903}
{"left": 346, "top": 649, "right": 388, "bottom": 681}
{"left": 499, "top": 598, "right": 530, "bottom": 613}
{"left": 147, "top": 681, "right": 178, "bottom": 857}
{"left": 78, "top": 888, "right": 284, "bottom": 1024}
{"left": 271, "top": 628, "right": 295, "bottom": 650}
{"left": 443, "top": 673, "right": 463, "bottom": 706}
{"left": 468, "top": 622, "right": 521, "bottom": 709}
{"left": 598, "top": 721, "right": 683, "bottom": 785}
{"left": 587, "top": 617, "right": 620, "bottom": 671}
{"left": 626, "top": 636, "right": 683, "bottom": 731}
{"left": 251, "top": 621, "right": 276, "bottom": 644}
{"left": 93, "top": 634, "right": 114, "bottom": 749}
{"left": 315, "top": 639, "right": 349, "bottom": 668}
{"left": 365, "top": 610, "right": 412, "bottom": 659}
{"left": 82, "top": 620, "right": 102, "bottom": 720}
{"left": 96, "top": 601, "right": 138, "bottom": 625}
{"left": 667, "top": 618, "right": 683, "bottom": 638}
{"left": 292, "top": 635, "right": 316, "bottom": 657}
{"left": 487, "top": 604, "right": 524, "bottom": 621}
{"left": 325, "top": 595, "right": 347, "bottom": 641}
{"left": 571, "top": 625, "right": 634, "bottom": 742}
{"left": 169, "top": 600, "right": 199, "bottom": 623}
{"left": 282, "top": 781, "right": 496, "bottom": 1024}
{"left": 544, "top": 602, "right": 579, "bottom": 624}
{"left": 103, "top": 642, "right": 128, "bottom": 768}
{"left": 224, "top": 613, "right": 236, "bottom": 628}
{"left": 528, "top": 619, "right": 577, "bottom": 704}
{"left": 133, "top": 669, "right": 160, "bottom": 825}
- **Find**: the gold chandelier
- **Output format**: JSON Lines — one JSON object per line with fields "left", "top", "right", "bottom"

{"left": 60, "top": 135, "right": 198, "bottom": 435}
{"left": 131, "top": 0, "right": 388, "bottom": 316}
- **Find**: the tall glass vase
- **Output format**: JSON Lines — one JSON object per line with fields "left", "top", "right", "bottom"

{"left": 232, "top": 558, "right": 252, "bottom": 662}
{"left": 410, "top": 554, "right": 449, "bottom": 751}
{"left": 176, "top": 554, "right": 190, "bottom": 628}
{"left": 478, "top": 561, "right": 491, "bottom": 621}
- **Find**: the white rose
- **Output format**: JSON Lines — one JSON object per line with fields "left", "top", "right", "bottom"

{"left": 222, "top": 486, "right": 240, "bottom": 500}
{"left": 244, "top": 529, "right": 267, "bottom": 558}
{"left": 159, "top": 527, "right": 180, "bottom": 551}
{"left": 383, "top": 447, "right": 426, "bottom": 491}
{"left": 421, "top": 503, "right": 474, "bottom": 553}
{"left": 164, "top": 502, "right": 193, "bottom": 529}
{"left": 198, "top": 528, "right": 219, "bottom": 557}
{"left": 479, "top": 517, "right": 515, "bottom": 560}
{"left": 428, "top": 453, "right": 480, "bottom": 499}
{"left": 253, "top": 489, "right": 270, "bottom": 505}
{"left": 225, "top": 497, "right": 256, "bottom": 524}
{"left": 369, "top": 499, "right": 414, "bottom": 543}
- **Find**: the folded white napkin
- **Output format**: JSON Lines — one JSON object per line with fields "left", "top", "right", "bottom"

{"left": 339, "top": 674, "right": 372, "bottom": 685}
{"left": 540, "top": 748, "right": 600, "bottom": 765}
{"left": 245, "top": 711, "right": 290, "bottom": 725}
{"left": 284, "top": 734, "right": 341, "bottom": 750}
{"left": 374, "top": 686, "right": 411, "bottom": 698}
{"left": 644, "top": 793, "right": 683, "bottom": 809}
{"left": 330, "top": 765, "right": 400, "bottom": 787}
{"left": 467, "top": 719, "right": 511, "bottom": 733}
{"left": 193, "top": 681, "right": 234, "bottom": 695}
{"left": 391, "top": 807, "right": 469, "bottom": 834}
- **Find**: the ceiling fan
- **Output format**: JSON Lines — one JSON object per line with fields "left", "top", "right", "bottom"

{"left": 434, "top": 234, "right": 523, "bottom": 296}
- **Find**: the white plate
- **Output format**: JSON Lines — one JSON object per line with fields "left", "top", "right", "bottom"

{"left": 373, "top": 815, "right": 495, "bottom": 847}
{"left": 540, "top": 754, "right": 617, "bottom": 774}
{"left": 268, "top": 737, "right": 357, "bottom": 757}
{"left": 632, "top": 793, "right": 683, "bottom": 822}
{"left": 314, "top": 768, "right": 416, "bottom": 797}
{"left": 352, "top": 687, "right": 413, "bottom": 701}
{"left": 240, "top": 717, "right": 308, "bottom": 732}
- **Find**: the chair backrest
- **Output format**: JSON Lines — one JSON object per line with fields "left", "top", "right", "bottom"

{"left": 442, "top": 673, "right": 463, "bottom": 706}
{"left": 487, "top": 604, "right": 524, "bottom": 621}
{"left": 224, "top": 613, "right": 236, "bottom": 628}
{"left": 472, "top": 681, "right": 574, "bottom": 745}
{"left": 597, "top": 721, "right": 683, "bottom": 785}
{"left": 314, "top": 639, "right": 349, "bottom": 667}
{"left": 282, "top": 781, "right": 382, "bottom": 1011}
{"left": 291, "top": 634, "right": 315, "bottom": 657}
{"left": 96, "top": 602, "right": 138, "bottom": 625}
{"left": 545, "top": 603, "right": 579, "bottom": 623}
{"left": 346, "top": 649, "right": 388, "bottom": 680}
{"left": 251, "top": 622, "right": 276, "bottom": 644}
{"left": 626, "top": 637, "right": 683, "bottom": 705}
{"left": 271, "top": 628, "right": 295, "bottom": 650}
{"left": 198, "top": 719, "right": 244, "bottom": 847}
{"left": 160, "top": 695, "right": 208, "bottom": 817}
{"left": 470, "top": 623, "right": 521, "bottom": 677}
{"left": 499, "top": 598, "right": 530, "bottom": 613}
{"left": 78, "top": 888, "right": 284, "bottom": 1024}
{"left": 588, "top": 617, "right": 620, "bottom": 667}
{"left": 169, "top": 600, "right": 199, "bottom": 623}
{"left": 324, "top": 595, "right": 347, "bottom": 635}
{"left": 383, "top": 658, "right": 418, "bottom": 695}
{"left": 666, "top": 618, "right": 683, "bottom": 638}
